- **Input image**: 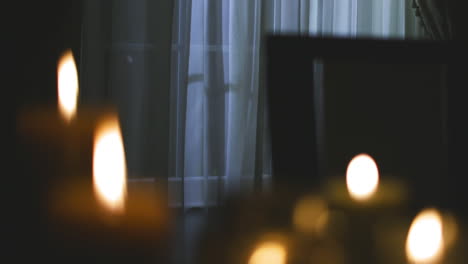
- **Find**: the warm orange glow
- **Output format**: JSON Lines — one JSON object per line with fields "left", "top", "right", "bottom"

{"left": 442, "top": 213, "right": 458, "bottom": 250}
{"left": 346, "top": 154, "right": 379, "bottom": 201}
{"left": 93, "top": 116, "right": 127, "bottom": 213}
{"left": 406, "top": 209, "right": 444, "bottom": 263}
{"left": 57, "top": 50, "right": 79, "bottom": 122}
{"left": 249, "top": 241, "right": 286, "bottom": 264}
{"left": 293, "top": 195, "right": 328, "bottom": 235}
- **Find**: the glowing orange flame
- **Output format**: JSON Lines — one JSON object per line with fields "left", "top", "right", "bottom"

{"left": 249, "top": 241, "right": 287, "bottom": 264}
{"left": 346, "top": 154, "right": 379, "bottom": 201}
{"left": 406, "top": 209, "right": 444, "bottom": 263}
{"left": 293, "top": 195, "right": 329, "bottom": 235}
{"left": 57, "top": 50, "right": 79, "bottom": 122}
{"left": 93, "top": 116, "right": 127, "bottom": 213}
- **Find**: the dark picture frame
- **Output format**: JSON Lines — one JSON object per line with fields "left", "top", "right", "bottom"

{"left": 266, "top": 36, "right": 460, "bottom": 207}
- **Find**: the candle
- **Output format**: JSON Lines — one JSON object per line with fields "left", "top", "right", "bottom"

{"left": 195, "top": 192, "right": 348, "bottom": 264}
{"left": 406, "top": 209, "right": 445, "bottom": 263}
{"left": 18, "top": 50, "right": 117, "bottom": 196}
{"left": 18, "top": 50, "right": 115, "bottom": 180}
{"left": 46, "top": 115, "right": 172, "bottom": 262}
{"left": 18, "top": 49, "right": 172, "bottom": 261}
{"left": 291, "top": 195, "right": 347, "bottom": 263}
{"left": 321, "top": 153, "right": 409, "bottom": 264}
{"left": 17, "top": 50, "right": 119, "bottom": 258}
{"left": 324, "top": 153, "right": 408, "bottom": 210}
{"left": 369, "top": 207, "right": 464, "bottom": 264}
{"left": 248, "top": 236, "right": 288, "bottom": 264}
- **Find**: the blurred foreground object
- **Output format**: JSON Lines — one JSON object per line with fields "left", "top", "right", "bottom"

{"left": 17, "top": 49, "right": 173, "bottom": 263}
{"left": 325, "top": 153, "right": 407, "bottom": 210}
{"left": 195, "top": 190, "right": 346, "bottom": 264}
{"left": 18, "top": 50, "right": 116, "bottom": 180}
{"left": 195, "top": 189, "right": 467, "bottom": 264}
{"left": 46, "top": 115, "right": 172, "bottom": 263}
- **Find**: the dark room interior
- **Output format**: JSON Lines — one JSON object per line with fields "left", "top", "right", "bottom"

{"left": 11, "top": 0, "right": 468, "bottom": 263}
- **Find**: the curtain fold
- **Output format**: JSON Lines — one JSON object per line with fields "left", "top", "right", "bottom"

{"left": 102, "top": 0, "right": 174, "bottom": 182}
{"left": 226, "top": 0, "right": 262, "bottom": 193}
{"left": 169, "top": 0, "right": 192, "bottom": 208}
{"left": 171, "top": 0, "right": 425, "bottom": 208}
{"left": 414, "top": 0, "right": 452, "bottom": 40}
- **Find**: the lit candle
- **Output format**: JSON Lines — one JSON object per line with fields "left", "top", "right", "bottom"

{"left": 406, "top": 209, "right": 445, "bottom": 264}
{"left": 47, "top": 115, "right": 171, "bottom": 262}
{"left": 248, "top": 238, "right": 287, "bottom": 264}
{"left": 321, "top": 153, "right": 409, "bottom": 264}
{"left": 373, "top": 207, "right": 463, "bottom": 264}
{"left": 324, "top": 153, "right": 408, "bottom": 210}
{"left": 18, "top": 49, "right": 171, "bottom": 261}
{"left": 18, "top": 50, "right": 115, "bottom": 180}
{"left": 57, "top": 50, "right": 79, "bottom": 123}
{"left": 291, "top": 195, "right": 347, "bottom": 263}
{"left": 17, "top": 50, "right": 116, "bottom": 253}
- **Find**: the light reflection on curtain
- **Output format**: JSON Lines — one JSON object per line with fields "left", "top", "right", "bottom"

{"left": 169, "top": 0, "right": 426, "bottom": 208}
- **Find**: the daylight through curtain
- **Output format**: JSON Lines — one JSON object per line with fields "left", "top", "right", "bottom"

{"left": 169, "top": 0, "right": 426, "bottom": 208}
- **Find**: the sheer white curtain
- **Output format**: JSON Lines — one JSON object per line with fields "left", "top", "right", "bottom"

{"left": 263, "top": 0, "right": 425, "bottom": 37}
{"left": 170, "top": 0, "right": 425, "bottom": 208}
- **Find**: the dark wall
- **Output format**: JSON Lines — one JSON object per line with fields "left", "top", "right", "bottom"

{"left": 446, "top": 0, "right": 468, "bottom": 214}
{"left": 401, "top": 0, "right": 468, "bottom": 213}
{"left": 447, "top": 0, "right": 468, "bottom": 41}
{"left": 324, "top": 62, "right": 446, "bottom": 207}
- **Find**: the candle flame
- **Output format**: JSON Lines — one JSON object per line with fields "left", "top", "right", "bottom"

{"left": 346, "top": 154, "right": 379, "bottom": 201}
{"left": 57, "top": 50, "right": 79, "bottom": 122}
{"left": 249, "top": 241, "right": 287, "bottom": 264}
{"left": 93, "top": 116, "right": 127, "bottom": 213}
{"left": 293, "top": 195, "right": 329, "bottom": 235}
{"left": 406, "top": 209, "right": 444, "bottom": 263}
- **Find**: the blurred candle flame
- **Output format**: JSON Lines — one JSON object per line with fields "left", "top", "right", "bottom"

{"left": 93, "top": 116, "right": 127, "bottom": 213}
{"left": 442, "top": 213, "right": 458, "bottom": 250}
{"left": 293, "top": 195, "right": 329, "bottom": 235}
{"left": 346, "top": 154, "right": 379, "bottom": 201}
{"left": 249, "top": 241, "right": 286, "bottom": 264}
{"left": 406, "top": 209, "right": 444, "bottom": 263}
{"left": 57, "top": 50, "right": 79, "bottom": 122}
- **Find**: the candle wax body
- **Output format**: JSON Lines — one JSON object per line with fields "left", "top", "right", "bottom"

{"left": 322, "top": 176, "right": 409, "bottom": 264}
{"left": 324, "top": 176, "right": 408, "bottom": 210}
{"left": 18, "top": 106, "right": 117, "bottom": 178}
{"left": 46, "top": 179, "right": 172, "bottom": 263}
{"left": 18, "top": 106, "right": 121, "bottom": 262}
